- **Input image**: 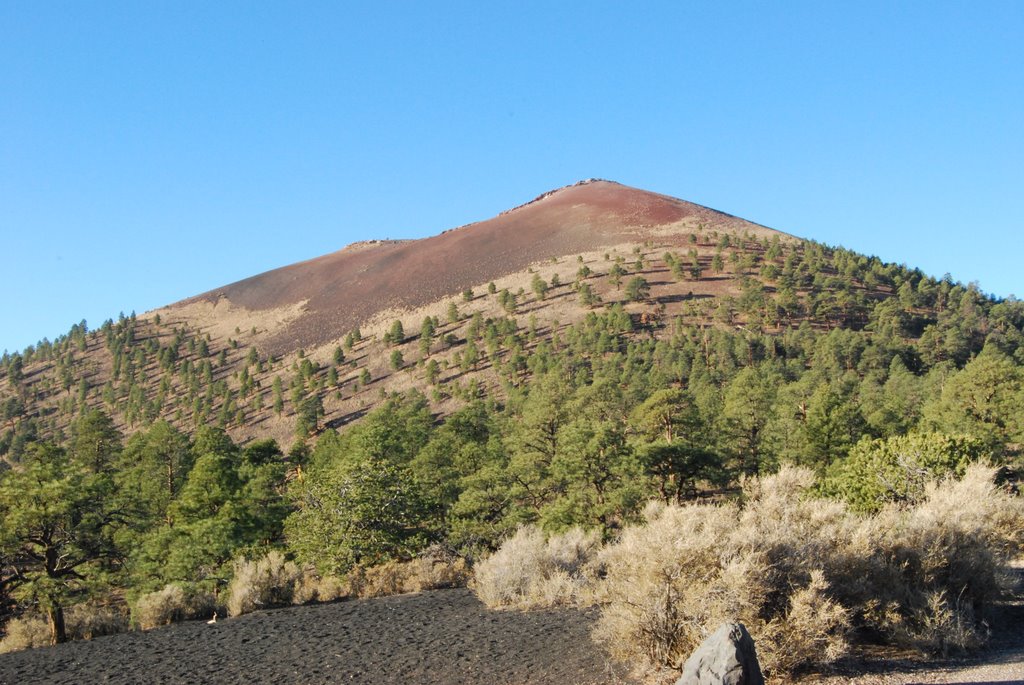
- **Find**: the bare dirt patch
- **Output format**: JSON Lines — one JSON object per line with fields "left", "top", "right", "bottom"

{"left": 152, "top": 298, "right": 309, "bottom": 343}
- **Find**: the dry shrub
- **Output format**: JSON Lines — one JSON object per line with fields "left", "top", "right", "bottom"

{"left": 473, "top": 525, "right": 602, "bottom": 610}
{"left": 354, "top": 562, "right": 407, "bottom": 598}
{"left": 292, "top": 567, "right": 346, "bottom": 605}
{"left": 287, "top": 546, "right": 471, "bottom": 604}
{"left": 760, "top": 570, "right": 850, "bottom": 675}
{"left": 595, "top": 467, "right": 852, "bottom": 674}
{"left": 227, "top": 551, "right": 301, "bottom": 617}
{"left": 349, "top": 547, "right": 471, "bottom": 599}
{"left": 66, "top": 603, "right": 129, "bottom": 640}
{"left": 133, "top": 584, "right": 218, "bottom": 629}
{"left": 0, "top": 604, "right": 129, "bottom": 653}
{"left": 594, "top": 464, "right": 1023, "bottom": 678}
{"left": 402, "top": 546, "right": 471, "bottom": 592}
{"left": 340, "top": 565, "right": 369, "bottom": 597}
{"left": 0, "top": 615, "right": 50, "bottom": 653}
{"left": 840, "top": 463, "right": 1024, "bottom": 654}
{"left": 291, "top": 571, "right": 320, "bottom": 605}
{"left": 593, "top": 501, "right": 765, "bottom": 670}
{"left": 315, "top": 574, "right": 348, "bottom": 602}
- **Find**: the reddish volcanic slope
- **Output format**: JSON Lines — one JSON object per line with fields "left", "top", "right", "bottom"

{"left": 179, "top": 180, "right": 779, "bottom": 353}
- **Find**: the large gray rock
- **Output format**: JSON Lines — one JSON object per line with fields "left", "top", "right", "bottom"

{"left": 676, "top": 622, "right": 764, "bottom": 685}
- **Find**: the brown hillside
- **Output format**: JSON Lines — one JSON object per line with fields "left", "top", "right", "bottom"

{"left": 182, "top": 180, "right": 785, "bottom": 354}
{"left": 3, "top": 179, "right": 820, "bottom": 451}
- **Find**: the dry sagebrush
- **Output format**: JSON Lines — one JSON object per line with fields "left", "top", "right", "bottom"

{"left": 0, "top": 615, "right": 51, "bottom": 653}
{"left": 229, "top": 547, "right": 469, "bottom": 614}
{"left": 843, "top": 464, "right": 1024, "bottom": 654}
{"left": 591, "top": 468, "right": 862, "bottom": 676}
{"left": 227, "top": 551, "right": 302, "bottom": 616}
{"left": 292, "top": 569, "right": 346, "bottom": 605}
{"left": 133, "top": 583, "right": 220, "bottom": 629}
{"left": 602, "top": 464, "right": 1023, "bottom": 676}
{"left": 473, "top": 525, "right": 602, "bottom": 610}
{"left": 477, "top": 465, "right": 1024, "bottom": 679}
{"left": 65, "top": 603, "right": 130, "bottom": 640}
{"left": 0, "top": 603, "right": 129, "bottom": 653}
{"left": 348, "top": 546, "right": 470, "bottom": 599}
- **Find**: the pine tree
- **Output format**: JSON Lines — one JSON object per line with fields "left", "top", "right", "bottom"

{"left": 608, "top": 263, "right": 625, "bottom": 290}
{"left": 272, "top": 376, "right": 284, "bottom": 416}
{"left": 386, "top": 320, "right": 405, "bottom": 345}
{"left": 419, "top": 317, "right": 435, "bottom": 356}
{"left": 531, "top": 274, "right": 549, "bottom": 301}
{"left": 626, "top": 276, "right": 650, "bottom": 302}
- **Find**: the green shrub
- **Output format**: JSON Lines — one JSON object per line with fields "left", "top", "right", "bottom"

{"left": 823, "top": 432, "right": 989, "bottom": 512}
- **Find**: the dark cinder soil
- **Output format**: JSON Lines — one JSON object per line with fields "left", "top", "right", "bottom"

{"left": 0, "top": 589, "right": 636, "bottom": 685}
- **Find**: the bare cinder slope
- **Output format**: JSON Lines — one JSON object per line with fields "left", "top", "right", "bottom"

{"left": 180, "top": 180, "right": 785, "bottom": 354}
{"left": 2, "top": 179, "right": 801, "bottom": 450}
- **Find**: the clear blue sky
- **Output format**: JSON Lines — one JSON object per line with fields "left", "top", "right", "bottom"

{"left": 2, "top": 1, "right": 1021, "bottom": 354}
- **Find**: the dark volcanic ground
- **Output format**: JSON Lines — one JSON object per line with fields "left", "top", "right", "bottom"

{"left": 0, "top": 589, "right": 635, "bottom": 685}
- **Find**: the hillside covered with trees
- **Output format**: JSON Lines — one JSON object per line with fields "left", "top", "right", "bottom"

{"left": 1, "top": 182, "right": 1022, "bottom": 668}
